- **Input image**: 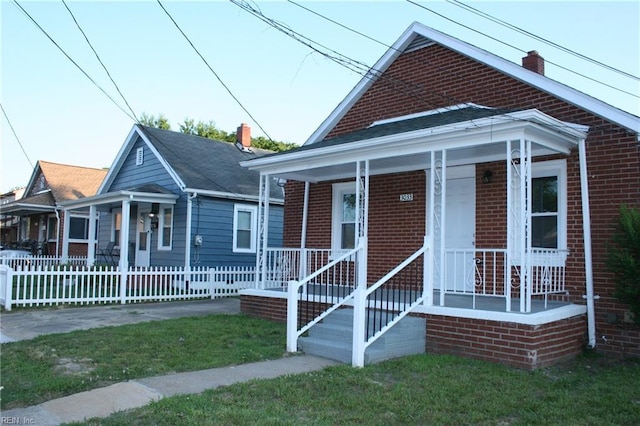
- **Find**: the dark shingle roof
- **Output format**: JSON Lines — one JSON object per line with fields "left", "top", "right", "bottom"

{"left": 138, "top": 126, "right": 283, "bottom": 200}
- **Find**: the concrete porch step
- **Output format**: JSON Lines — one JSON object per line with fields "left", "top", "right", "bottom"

{"left": 298, "top": 308, "right": 426, "bottom": 365}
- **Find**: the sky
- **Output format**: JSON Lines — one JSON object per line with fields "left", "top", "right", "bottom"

{"left": 1, "top": 0, "right": 638, "bottom": 193}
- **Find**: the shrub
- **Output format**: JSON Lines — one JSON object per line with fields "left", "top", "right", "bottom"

{"left": 607, "top": 204, "right": 640, "bottom": 324}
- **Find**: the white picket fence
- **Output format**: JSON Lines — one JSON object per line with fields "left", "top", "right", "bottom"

{"left": 0, "top": 264, "right": 257, "bottom": 311}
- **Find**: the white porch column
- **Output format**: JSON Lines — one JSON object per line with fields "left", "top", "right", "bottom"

{"left": 119, "top": 199, "right": 131, "bottom": 304}
{"left": 185, "top": 193, "right": 197, "bottom": 268}
{"left": 431, "top": 150, "right": 446, "bottom": 306}
{"left": 578, "top": 138, "right": 597, "bottom": 348}
{"left": 87, "top": 205, "right": 97, "bottom": 267}
{"left": 255, "top": 174, "right": 270, "bottom": 289}
{"left": 61, "top": 210, "right": 70, "bottom": 263}
{"left": 352, "top": 160, "right": 369, "bottom": 368}
{"left": 299, "top": 181, "right": 310, "bottom": 278}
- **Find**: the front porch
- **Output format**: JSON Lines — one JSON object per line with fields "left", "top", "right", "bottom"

{"left": 240, "top": 105, "right": 594, "bottom": 368}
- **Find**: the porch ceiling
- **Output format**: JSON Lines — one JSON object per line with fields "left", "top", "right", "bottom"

{"left": 242, "top": 108, "right": 588, "bottom": 183}
{"left": 59, "top": 188, "right": 179, "bottom": 212}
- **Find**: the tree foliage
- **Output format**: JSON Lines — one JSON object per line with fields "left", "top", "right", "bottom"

{"left": 607, "top": 204, "right": 640, "bottom": 324}
{"left": 140, "top": 113, "right": 297, "bottom": 152}
{"left": 140, "top": 113, "right": 171, "bottom": 130}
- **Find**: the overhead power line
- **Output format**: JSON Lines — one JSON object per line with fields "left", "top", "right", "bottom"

{"left": 406, "top": 0, "right": 639, "bottom": 99}
{"left": 447, "top": 0, "right": 640, "bottom": 81}
{"left": 61, "top": 0, "right": 139, "bottom": 122}
{"left": 156, "top": 0, "right": 274, "bottom": 142}
{"left": 1, "top": 103, "right": 34, "bottom": 169}
{"left": 11, "top": 0, "right": 137, "bottom": 121}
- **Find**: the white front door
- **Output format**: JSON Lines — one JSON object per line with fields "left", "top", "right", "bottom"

{"left": 436, "top": 167, "right": 476, "bottom": 292}
{"left": 135, "top": 211, "right": 151, "bottom": 267}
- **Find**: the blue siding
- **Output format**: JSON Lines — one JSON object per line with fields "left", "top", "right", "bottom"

{"left": 188, "top": 196, "right": 283, "bottom": 268}
{"left": 95, "top": 135, "right": 284, "bottom": 268}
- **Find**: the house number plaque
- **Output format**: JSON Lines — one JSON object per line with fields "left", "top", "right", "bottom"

{"left": 399, "top": 193, "right": 414, "bottom": 202}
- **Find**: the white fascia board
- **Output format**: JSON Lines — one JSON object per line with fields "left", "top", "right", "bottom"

{"left": 136, "top": 127, "right": 187, "bottom": 191}
{"left": 60, "top": 190, "right": 179, "bottom": 210}
{"left": 245, "top": 110, "right": 582, "bottom": 176}
{"left": 183, "top": 188, "right": 284, "bottom": 205}
{"left": 97, "top": 125, "right": 139, "bottom": 194}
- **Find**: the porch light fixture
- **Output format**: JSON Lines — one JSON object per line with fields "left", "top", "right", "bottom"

{"left": 482, "top": 170, "right": 493, "bottom": 184}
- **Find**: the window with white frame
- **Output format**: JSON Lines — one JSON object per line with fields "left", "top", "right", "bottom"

{"left": 158, "top": 205, "right": 173, "bottom": 250}
{"left": 233, "top": 204, "right": 257, "bottom": 253}
{"left": 111, "top": 210, "right": 122, "bottom": 243}
{"left": 68, "top": 215, "right": 90, "bottom": 241}
{"left": 510, "top": 159, "right": 567, "bottom": 257}
{"left": 47, "top": 216, "right": 57, "bottom": 240}
{"left": 332, "top": 182, "right": 357, "bottom": 253}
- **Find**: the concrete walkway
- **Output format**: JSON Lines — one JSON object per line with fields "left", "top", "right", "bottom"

{"left": 0, "top": 299, "right": 339, "bottom": 425}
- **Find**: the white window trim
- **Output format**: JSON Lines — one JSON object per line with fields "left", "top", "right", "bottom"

{"left": 136, "top": 147, "right": 144, "bottom": 165}
{"left": 68, "top": 214, "right": 90, "bottom": 243}
{"left": 157, "top": 205, "right": 173, "bottom": 251}
{"left": 111, "top": 209, "right": 122, "bottom": 243}
{"left": 531, "top": 159, "right": 567, "bottom": 252}
{"left": 331, "top": 181, "right": 356, "bottom": 256}
{"left": 510, "top": 159, "right": 567, "bottom": 266}
{"left": 233, "top": 204, "right": 258, "bottom": 253}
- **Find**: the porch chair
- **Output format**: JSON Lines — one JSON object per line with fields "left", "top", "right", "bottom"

{"left": 98, "top": 242, "right": 120, "bottom": 266}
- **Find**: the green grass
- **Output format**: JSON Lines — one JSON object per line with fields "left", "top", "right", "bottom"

{"left": 79, "top": 353, "right": 640, "bottom": 426}
{"left": 0, "top": 314, "right": 286, "bottom": 409}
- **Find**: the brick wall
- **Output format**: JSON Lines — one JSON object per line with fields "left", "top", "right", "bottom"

{"left": 424, "top": 313, "right": 587, "bottom": 369}
{"left": 280, "top": 43, "right": 639, "bottom": 359}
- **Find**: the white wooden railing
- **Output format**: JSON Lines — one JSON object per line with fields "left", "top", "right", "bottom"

{"left": 0, "top": 264, "right": 256, "bottom": 310}
{"left": 0, "top": 255, "right": 87, "bottom": 270}
{"left": 263, "top": 248, "right": 334, "bottom": 289}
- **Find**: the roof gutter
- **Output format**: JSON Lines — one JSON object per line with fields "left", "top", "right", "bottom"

{"left": 183, "top": 188, "right": 284, "bottom": 205}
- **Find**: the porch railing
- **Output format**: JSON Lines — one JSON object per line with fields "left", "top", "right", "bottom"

{"left": 263, "top": 248, "right": 334, "bottom": 289}
{"left": 1, "top": 255, "right": 87, "bottom": 270}
{"left": 0, "top": 264, "right": 256, "bottom": 310}
{"left": 286, "top": 244, "right": 362, "bottom": 353}
{"left": 442, "top": 248, "right": 510, "bottom": 309}
{"left": 352, "top": 238, "right": 430, "bottom": 366}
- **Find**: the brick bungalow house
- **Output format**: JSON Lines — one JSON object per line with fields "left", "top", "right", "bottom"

{"left": 1, "top": 161, "right": 107, "bottom": 256}
{"left": 239, "top": 22, "right": 639, "bottom": 369}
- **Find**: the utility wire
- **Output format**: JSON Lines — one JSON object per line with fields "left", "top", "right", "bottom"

{"left": 1, "top": 103, "right": 34, "bottom": 169}
{"left": 286, "top": 0, "right": 389, "bottom": 50}
{"left": 11, "top": 1, "right": 137, "bottom": 122}
{"left": 156, "top": 0, "right": 274, "bottom": 141}
{"left": 61, "top": 0, "right": 139, "bottom": 122}
{"left": 448, "top": 0, "right": 639, "bottom": 81}
{"left": 406, "top": 0, "right": 639, "bottom": 99}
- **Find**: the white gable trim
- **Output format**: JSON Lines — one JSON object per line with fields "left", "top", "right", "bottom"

{"left": 98, "top": 125, "right": 187, "bottom": 194}
{"left": 305, "top": 22, "right": 639, "bottom": 145}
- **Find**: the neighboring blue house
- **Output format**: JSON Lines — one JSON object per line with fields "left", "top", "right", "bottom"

{"left": 61, "top": 123, "right": 284, "bottom": 269}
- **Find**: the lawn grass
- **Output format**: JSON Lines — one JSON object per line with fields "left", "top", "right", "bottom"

{"left": 79, "top": 353, "right": 640, "bottom": 425}
{"left": 0, "top": 314, "right": 286, "bottom": 409}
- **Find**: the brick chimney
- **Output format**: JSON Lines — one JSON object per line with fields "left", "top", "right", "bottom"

{"left": 522, "top": 50, "right": 545, "bottom": 75}
{"left": 237, "top": 123, "right": 251, "bottom": 148}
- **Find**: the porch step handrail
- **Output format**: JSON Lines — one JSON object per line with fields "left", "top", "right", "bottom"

{"left": 356, "top": 239, "right": 429, "bottom": 358}
{"left": 286, "top": 243, "right": 363, "bottom": 353}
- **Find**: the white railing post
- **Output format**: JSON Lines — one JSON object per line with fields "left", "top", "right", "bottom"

{"left": 0, "top": 265, "right": 13, "bottom": 311}
{"left": 286, "top": 280, "right": 299, "bottom": 352}
{"left": 352, "top": 285, "right": 366, "bottom": 367}
{"left": 423, "top": 235, "right": 433, "bottom": 306}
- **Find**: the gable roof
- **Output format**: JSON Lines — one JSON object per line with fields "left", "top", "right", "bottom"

{"left": 100, "top": 125, "right": 283, "bottom": 202}
{"left": 305, "top": 22, "right": 639, "bottom": 145}
{"left": 1, "top": 161, "right": 107, "bottom": 215}
{"left": 37, "top": 161, "right": 107, "bottom": 202}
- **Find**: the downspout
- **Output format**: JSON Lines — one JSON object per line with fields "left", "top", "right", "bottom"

{"left": 578, "top": 138, "right": 597, "bottom": 349}
{"left": 185, "top": 192, "right": 197, "bottom": 268}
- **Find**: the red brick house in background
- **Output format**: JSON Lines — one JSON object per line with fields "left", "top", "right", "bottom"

{"left": 1, "top": 161, "right": 107, "bottom": 256}
{"left": 239, "top": 22, "right": 639, "bottom": 369}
